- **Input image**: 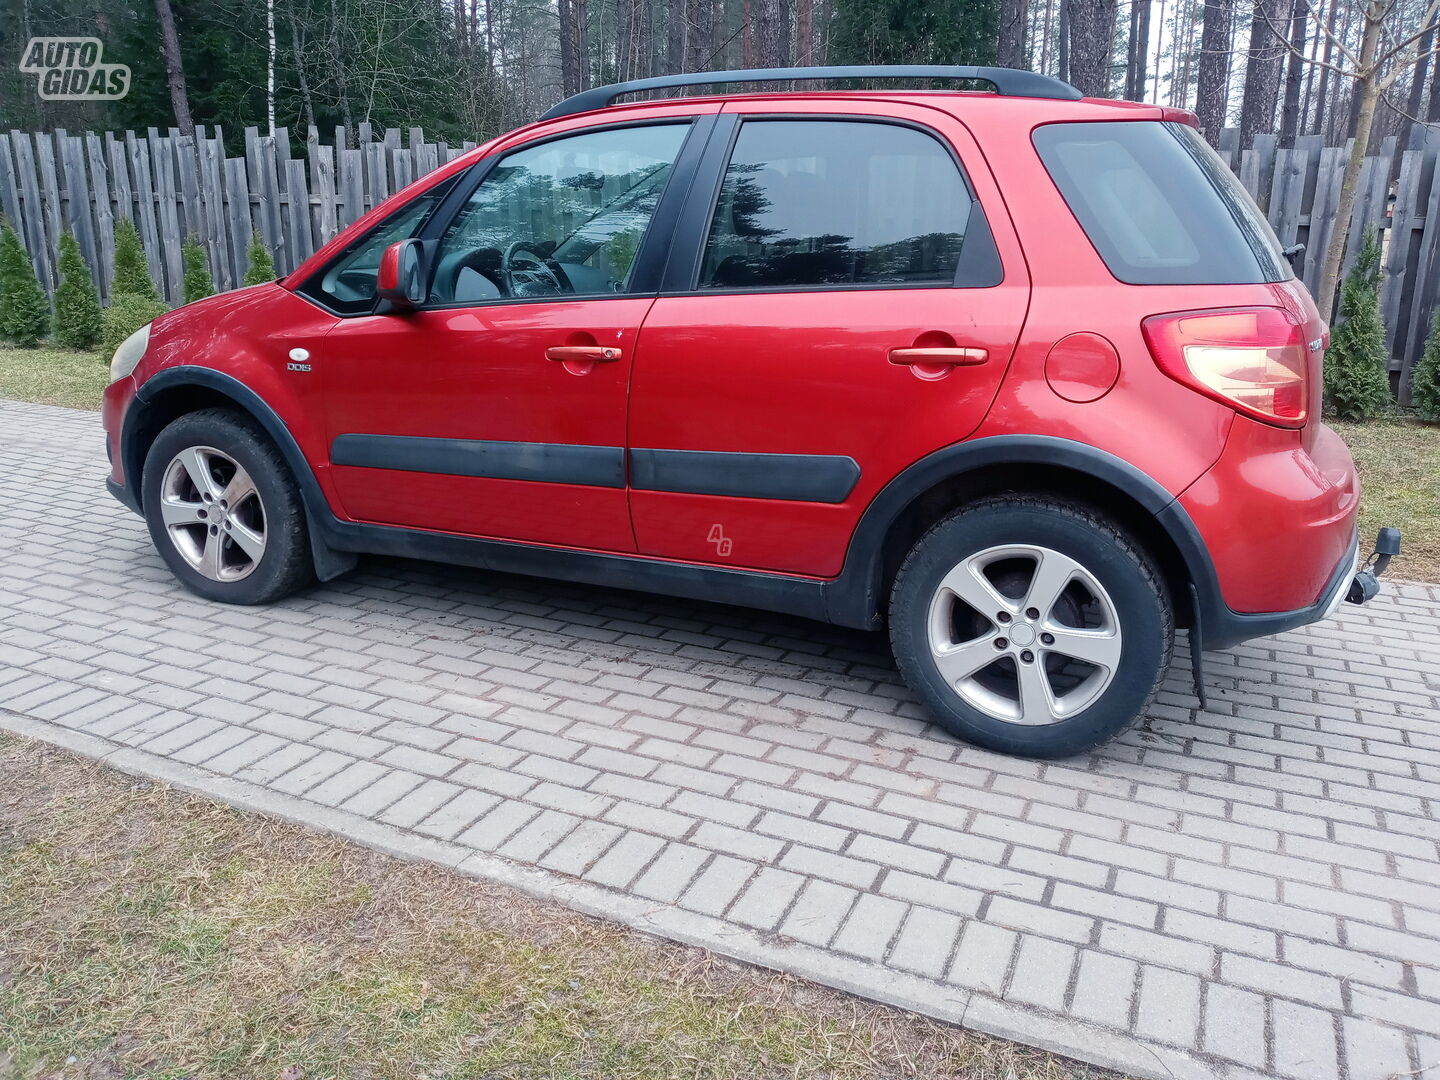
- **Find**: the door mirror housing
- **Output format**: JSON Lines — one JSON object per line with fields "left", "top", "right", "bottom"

{"left": 376, "top": 239, "right": 426, "bottom": 310}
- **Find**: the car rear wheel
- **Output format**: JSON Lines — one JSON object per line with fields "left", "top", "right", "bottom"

{"left": 142, "top": 409, "right": 314, "bottom": 605}
{"left": 889, "top": 497, "right": 1172, "bottom": 758}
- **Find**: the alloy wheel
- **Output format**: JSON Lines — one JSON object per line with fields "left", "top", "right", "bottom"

{"left": 926, "top": 544, "right": 1122, "bottom": 726}
{"left": 158, "top": 446, "right": 267, "bottom": 582}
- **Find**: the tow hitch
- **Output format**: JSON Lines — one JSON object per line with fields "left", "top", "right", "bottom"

{"left": 1346, "top": 527, "right": 1402, "bottom": 605}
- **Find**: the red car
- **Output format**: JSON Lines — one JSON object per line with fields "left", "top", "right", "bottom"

{"left": 102, "top": 66, "right": 1397, "bottom": 758}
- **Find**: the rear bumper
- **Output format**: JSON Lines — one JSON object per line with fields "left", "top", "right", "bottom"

{"left": 1195, "top": 528, "right": 1359, "bottom": 651}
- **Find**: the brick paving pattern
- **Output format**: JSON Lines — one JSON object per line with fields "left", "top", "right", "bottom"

{"left": 2, "top": 398, "right": 1438, "bottom": 1080}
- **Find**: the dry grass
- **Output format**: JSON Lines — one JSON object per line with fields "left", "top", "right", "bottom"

{"left": 0, "top": 344, "right": 109, "bottom": 411}
{"left": 0, "top": 734, "right": 1119, "bottom": 1080}
{"left": 1331, "top": 419, "right": 1440, "bottom": 582}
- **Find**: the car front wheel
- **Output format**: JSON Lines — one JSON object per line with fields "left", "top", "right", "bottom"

{"left": 889, "top": 497, "right": 1173, "bottom": 758}
{"left": 141, "top": 408, "right": 314, "bottom": 605}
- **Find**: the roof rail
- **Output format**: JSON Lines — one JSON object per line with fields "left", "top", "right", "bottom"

{"left": 540, "top": 65, "right": 1084, "bottom": 121}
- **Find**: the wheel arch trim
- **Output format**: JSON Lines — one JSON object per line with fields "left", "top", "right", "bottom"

{"left": 822, "top": 435, "right": 1223, "bottom": 636}
{"left": 123, "top": 367, "right": 355, "bottom": 581}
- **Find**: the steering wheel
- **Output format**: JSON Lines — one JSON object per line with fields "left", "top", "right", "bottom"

{"left": 500, "top": 241, "right": 572, "bottom": 297}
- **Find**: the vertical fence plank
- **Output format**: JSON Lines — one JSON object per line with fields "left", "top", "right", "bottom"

{"left": 33, "top": 131, "right": 64, "bottom": 289}
{"left": 58, "top": 131, "right": 99, "bottom": 292}
{"left": 0, "top": 135, "right": 23, "bottom": 241}
{"left": 309, "top": 138, "right": 338, "bottom": 246}
{"left": 105, "top": 131, "right": 133, "bottom": 223}
{"left": 10, "top": 131, "right": 54, "bottom": 289}
{"left": 339, "top": 146, "right": 363, "bottom": 228}
{"left": 126, "top": 131, "right": 166, "bottom": 296}
{"left": 200, "top": 127, "right": 231, "bottom": 290}
{"left": 1383, "top": 150, "right": 1422, "bottom": 362}
{"left": 85, "top": 133, "right": 114, "bottom": 301}
{"left": 150, "top": 129, "right": 184, "bottom": 302}
{"left": 284, "top": 158, "right": 313, "bottom": 272}
{"left": 223, "top": 155, "right": 253, "bottom": 285}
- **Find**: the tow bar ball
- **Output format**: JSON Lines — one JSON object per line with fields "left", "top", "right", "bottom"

{"left": 1347, "top": 527, "right": 1402, "bottom": 605}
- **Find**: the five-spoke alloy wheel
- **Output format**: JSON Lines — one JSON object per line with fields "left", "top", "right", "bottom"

{"left": 891, "top": 497, "right": 1172, "bottom": 758}
{"left": 159, "top": 446, "right": 267, "bottom": 582}
{"left": 142, "top": 409, "right": 314, "bottom": 606}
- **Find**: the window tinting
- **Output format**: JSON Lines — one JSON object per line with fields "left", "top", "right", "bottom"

{"left": 700, "top": 121, "right": 973, "bottom": 289}
{"left": 300, "top": 176, "right": 456, "bottom": 315}
{"left": 428, "top": 124, "right": 687, "bottom": 305}
{"left": 1032, "top": 120, "right": 1292, "bottom": 285}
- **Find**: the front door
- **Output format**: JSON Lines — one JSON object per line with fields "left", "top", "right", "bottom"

{"left": 627, "top": 105, "right": 1032, "bottom": 576}
{"left": 320, "top": 120, "right": 698, "bottom": 551}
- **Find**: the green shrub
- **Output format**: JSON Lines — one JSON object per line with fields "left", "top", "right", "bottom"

{"left": 111, "top": 217, "right": 159, "bottom": 300}
{"left": 53, "top": 232, "right": 103, "bottom": 349}
{"left": 1412, "top": 311, "right": 1440, "bottom": 422}
{"left": 243, "top": 232, "right": 276, "bottom": 286}
{"left": 0, "top": 222, "right": 50, "bottom": 347}
{"left": 181, "top": 233, "right": 215, "bottom": 304}
{"left": 102, "top": 292, "right": 168, "bottom": 356}
{"left": 1323, "top": 237, "right": 1392, "bottom": 422}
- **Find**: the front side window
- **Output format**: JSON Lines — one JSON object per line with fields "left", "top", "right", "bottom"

{"left": 699, "top": 120, "right": 973, "bottom": 290}
{"left": 301, "top": 176, "right": 456, "bottom": 315}
{"left": 427, "top": 123, "right": 688, "bottom": 305}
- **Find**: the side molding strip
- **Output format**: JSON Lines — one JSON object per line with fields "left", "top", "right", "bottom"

{"left": 331, "top": 433, "right": 626, "bottom": 488}
{"left": 630, "top": 448, "right": 861, "bottom": 503}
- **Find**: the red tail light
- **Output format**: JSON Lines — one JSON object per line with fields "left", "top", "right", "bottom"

{"left": 1141, "top": 307, "right": 1308, "bottom": 428}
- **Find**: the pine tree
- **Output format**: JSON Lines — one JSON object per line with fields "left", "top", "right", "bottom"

{"left": 243, "top": 232, "right": 276, "bottom": 286}
{"left": 53, "top": 232, "right": 103, "bottom": 349}
{"left": 111, "top": 217, "right": 159, "bottom": 301}
{"left": 101, "top": 293, "right": 170, "bottom": 355}
{"left": 1323, "top": 237, "right": 1391, "bottom": 422}
{"left": 1412, "top": 310, "right": 1440, "bottom": 423}
{"left": 0, "top": 222, "right": 50, "bottom": 348}
{"left": 181, "top": 234, "right": 215, "bottom": 304}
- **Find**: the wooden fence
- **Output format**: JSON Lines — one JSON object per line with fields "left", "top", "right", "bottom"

{"left": 2, "top": 120, "right": 1439, "bottom": 397}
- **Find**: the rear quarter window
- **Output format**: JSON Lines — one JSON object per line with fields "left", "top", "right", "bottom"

{"left": 1032, "top": 120, "right": 1291, "bottom": 286}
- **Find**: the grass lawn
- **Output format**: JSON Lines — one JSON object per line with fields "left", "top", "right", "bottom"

{"left": 3, "top": 343, "right": 1436, "bottom": 581}
{"left": 0, "top": 343, "right": 109, "bottom": 411}
{"left": 0, "top": 735, "right": 1115, "bottom": 1080}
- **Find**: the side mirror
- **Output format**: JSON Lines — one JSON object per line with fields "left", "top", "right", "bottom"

{"left": 376, "top": 239, "right": 426, "bottom": 309}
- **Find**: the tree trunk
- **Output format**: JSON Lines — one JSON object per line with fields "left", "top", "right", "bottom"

{"left": 1402, "top": 26, "right": 1434, "bottom": 146}
{"left": 1067, "top": 0, "right": 1118, "bottom": 97}
{"left": 998, "top": 0, "right": 1027, "bottom": 69}
{"left": 1317, "top": 6, "right": 1382, "bottom": 321}
{"left": 1058, "top": 0, "right": 1071, "bottom": 82}
{"left": 559, "top": 0, "right": 587, "bottom": 95}
{"left": 743, "top": 0, "right": 754, "bottom": 67}
{"left": 686, "top": 0, "right": 716, "bottom": 70}
{"left": 754, "top": 0, "right": 790, "bottom": 72}
{"left": 667, "top": 0, "right": 685, "bottom": 72}
{"left": 1277, "top": 0, "right": 1307, "bottom": 146}
{"left": 619, "top": 0, "right": 643, "bottom": 80}
{"left": 1196, "top": 0, "right": 1233, "bottom": 143}
{"left": 266, "top": 0, "right": 276, "bottom": 135}
{"left": 1238, "top": 0, "right": 1287, "bottom": 147}
{"left": 153, "top": 0, "right": 194, "bottom": 136}
{"left": 796, "top": 0, "right": 814, "bottom": 65}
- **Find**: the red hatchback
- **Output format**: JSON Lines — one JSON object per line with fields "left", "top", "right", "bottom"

{"left": 102, "top": 66, "right": 1396, "bottom": 757}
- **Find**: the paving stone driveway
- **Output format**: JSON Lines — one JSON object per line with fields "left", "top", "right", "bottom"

{"left": 3, "top": 398, "right": 1439, "bottom": 1080}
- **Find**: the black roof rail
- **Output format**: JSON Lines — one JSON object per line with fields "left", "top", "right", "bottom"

{"left": 540, "top": 65, "right": 1084, "bottom": 121}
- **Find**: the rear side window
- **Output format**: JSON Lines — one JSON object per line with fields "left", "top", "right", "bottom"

{"left": 699, "top": 120, "right": 993, "bottom": 289}
{"left": 1033, "top": 121, "right": 1291, "bottom": 285}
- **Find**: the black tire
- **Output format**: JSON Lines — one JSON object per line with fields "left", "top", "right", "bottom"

{"left": 142, "top": 408, "right": 314, "bottom": 605}
{"left": 889, "top": 497, "right": 1173, "bottom": 758}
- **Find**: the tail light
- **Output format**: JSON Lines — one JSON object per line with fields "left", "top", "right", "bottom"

{"left": 1141, "top": 307, "right": 1308, "bottom": 428}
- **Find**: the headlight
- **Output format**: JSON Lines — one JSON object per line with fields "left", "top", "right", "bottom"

{"left": 109, "top": 323, "right": 152, "bottom": 382}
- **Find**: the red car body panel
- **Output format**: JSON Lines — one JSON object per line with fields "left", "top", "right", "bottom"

{"left": 103, "top": 86, "right": 1361, "bottom": 634}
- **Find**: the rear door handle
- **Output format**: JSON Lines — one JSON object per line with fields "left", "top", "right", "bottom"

{"left": 546, "top": 345, "right": 623, "bottom": 363}
{"left": 888, "top": 346, "right": 988, "bottom": 366}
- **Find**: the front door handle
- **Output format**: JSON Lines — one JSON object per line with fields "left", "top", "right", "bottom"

{"left": 888, "top": 346, "right": 988, "bottom": 367}
{"left": 546, "top": 345, "right": 623, "bottom": 363}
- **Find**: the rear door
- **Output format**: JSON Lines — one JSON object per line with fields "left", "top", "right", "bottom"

{"left": 627, "top": 100, "right": 1031, "bottom": 576}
